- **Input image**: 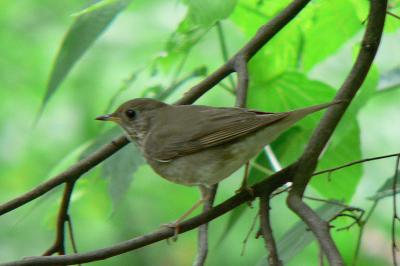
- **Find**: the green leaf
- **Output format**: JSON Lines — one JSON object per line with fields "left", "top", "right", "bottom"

{"left": 216, "top": 204, "right": 248, "bottom": 246}
{"left": 257, "top": 202, "right": 346, "bottom": 265}
{"left": 368, "top": 170, "right": 400, "bottom": 200}
{"left": 40, "top": 0, "right": 131, "bottom": 114}
{"left": 300, "top": 0, "right": 362, "bottom": 71}
{"left": 310, "top": 66, "right": 379, "bottom": 201}
{"left": 168, "top": 0, "right": 237, "bottom": 52}
{"left": 80, "top": 127, "right": 144, "bottom": 206}
{"left": 378, "top": 66, "right": 400, "bottom": 91}
{"left": 248, "top": 70, "right": 372, "bottom": 201}
{"left": 231, "top": 3, "right": 302, "bottom": 82}
{"left": 103, "top": 142, "right": 144, "bottom": 206}
{"left": 184, "top": 0, "right": 238, "bottom": 27}
{"left": 217, "top": 151, "right": 274, "bottom": 246}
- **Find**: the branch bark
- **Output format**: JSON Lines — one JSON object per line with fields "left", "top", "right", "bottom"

{"left": 287, "top": 0, "right": 387, "bottom": 265}
{"left": 259, "top": 196, "right": 282, "bottom": 266}
{"left": 1, "top": 166, "right": 297, "bottom": 266}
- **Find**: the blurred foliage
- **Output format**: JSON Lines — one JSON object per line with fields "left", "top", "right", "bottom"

{"left": 0, "top": 0, "right": 400, "bottom": 265}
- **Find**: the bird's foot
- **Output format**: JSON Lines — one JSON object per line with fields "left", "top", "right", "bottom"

{"left": 161, "top": 221, "right": 180, "bottom": 242}
{"left": 235, "top": 185, "right": 255, "bottom": 208}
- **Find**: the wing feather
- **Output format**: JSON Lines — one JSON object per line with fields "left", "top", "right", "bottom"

{"left": 144, "top": 105, "right": 288, "bottom": 161}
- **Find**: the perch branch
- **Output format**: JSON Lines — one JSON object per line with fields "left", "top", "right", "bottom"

{"left": 0, "top": 166, "right": 297, "bottom": 266}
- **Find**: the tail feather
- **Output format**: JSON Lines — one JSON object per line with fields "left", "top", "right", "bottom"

{"left": 286, "top": 100, "right": 343, "bottom": 120}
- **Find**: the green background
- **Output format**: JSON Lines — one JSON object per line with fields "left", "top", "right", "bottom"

{"left": 0, "top": 0, "right": 399, "bottom": 265}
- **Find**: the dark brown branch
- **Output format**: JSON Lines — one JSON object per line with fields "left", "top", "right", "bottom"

{"left": 43, "top": 181, "right": 76, "bottom": 256}
{"left": 352, "top": 201, "right": 378, "bottom": 266}
{"left": 1, "top": 166, "right": 297, "bottom": 266}
{"left": 387, "top": 11, "right": 400, "bottom": 20}
{"left": 0, "top": 0, "right": 312, "bottom": 218}
{"left": 392, "top": 155, "right": 400, "bottom": 266}
{"left": 0, "top": 136, "right": 129, "bottom": 216}
{"left": 259, "top": 196, "right": 282, "bottom": 266}
{"left": 193, "top": 185, "right": 218, "bottom": 266}
{"left": 287, "top": 0, "right": 387, "bottom": 265}
{"left": 66, "top": 215, "right": 79, "bottom": 255}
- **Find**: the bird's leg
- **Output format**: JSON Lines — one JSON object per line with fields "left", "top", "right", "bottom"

{"left": 163, "top": 187, "right": 210, "bottom": 241}
{"left": 235, "top": 162, "right": 255, "bottom": 198}
{"left": 194, "top": 185, "right": 217, "bottom": 266}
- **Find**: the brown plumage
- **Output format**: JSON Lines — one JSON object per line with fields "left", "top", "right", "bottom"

{"left": 96, "top": 98, "right": 336, "bottom": 187}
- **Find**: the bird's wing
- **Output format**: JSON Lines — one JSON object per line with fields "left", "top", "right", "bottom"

{"left": 143, "top": 106, "right": 288, "bottom": 161}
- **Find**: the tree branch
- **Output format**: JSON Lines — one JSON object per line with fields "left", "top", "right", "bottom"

{"left": 0, "top": 136, "right": 128, "bottom": 216}
{"left": 1, "top": 166, "right": 297, "bottom": 266}
{"left": 259, "top": 196, "right": 282, "bottom": 266}
{"left": 287, "top": 0, "right": 387, "bottom": 265}
{"left": 392, "top": 155, "right": 400, "bottom": 266}
{"left": 43, "top": 181, "right": 76, "bottom": 256}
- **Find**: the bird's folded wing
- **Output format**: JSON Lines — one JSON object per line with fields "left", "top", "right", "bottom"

{"left": 144, "top": 107, "right": 288, "bottom": 161}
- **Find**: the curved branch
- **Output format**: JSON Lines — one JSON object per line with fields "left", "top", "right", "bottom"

{"left": 43, "top": 181, "right": 76, "bottom": 256}
{"left": 1, "top": 166, "right": 297, "bottom": 266}
{"left": 287, "top": 0, "right": 387, "bottom": 265}
{"left": 0, "top": 136, "right": 129, "bottom": 216}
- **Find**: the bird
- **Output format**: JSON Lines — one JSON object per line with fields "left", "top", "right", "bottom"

{"left": 96, "top": 98, "right": 336, "bottom": 234}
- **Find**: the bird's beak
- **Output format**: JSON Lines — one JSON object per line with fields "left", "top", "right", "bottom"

{"left": 95, "top": 113, "right": 119, "bottom": 122}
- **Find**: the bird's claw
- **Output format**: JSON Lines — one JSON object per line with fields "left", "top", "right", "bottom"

{"left": 161, "top": 222, "right": 180, "bottom": 242}
{"left": 235, "top": 186, "right": 255, "bottom": 208}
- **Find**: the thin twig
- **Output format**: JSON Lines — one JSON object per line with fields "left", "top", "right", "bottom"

{"left": 43, "top": 181, "right": 76, "bottom": 256}
{"left": 352, "top": 201, "right": 378, "bottom": 266}
{"left": 216, "top": 21, "right": 236, "bottom": 89}
{"left": 0, "top": 136, "right": 129, "bottom": 216}
{"left": 387, "top": 10, "right": 400, "bottom": 20}
{"left": 259, "top": 196, "right": 282, "bottom": 266}
{"left": 312, "top": 152, "right": 400, "bottom": 177}
{"left": 392, "top": 155, "right": 400, "bottom": 266}
{"left": 241, "top": 210, "right": 259, "bottom": 256}
{"left": 193, "top": 185, "right": 218, "bottom": 266}
{"left": 66, "top": 215, "right": 79, "bottom": 255}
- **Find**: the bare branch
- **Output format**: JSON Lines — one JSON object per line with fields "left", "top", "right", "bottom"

{"left": 259, "top": 196, "right": 282, "bottom": 266}
{"left": 287, "top": 0, "right": 387, "bottom": 264}
{"left": 1, "top": 166, "right": 296, "bottom": 266}
{"left": 313, "top": 152, "right": 400, "bottom": 177}
{"left": 392, "top": 155, "right": 400, "bottom": 266}
{"left": 0, "top": 136, "right": 129, "bottom": 216}
{"left": 43, "top": 181, "right": 76, "bottom": 256}
{"left": 193, "top": 185, "right": 218, "bottom": 266}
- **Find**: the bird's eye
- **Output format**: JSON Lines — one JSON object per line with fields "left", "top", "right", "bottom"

{"left": 125, "top": 109, "right": 136, "bottom": 119}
